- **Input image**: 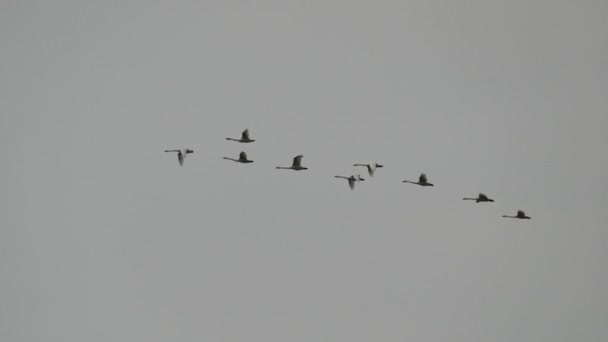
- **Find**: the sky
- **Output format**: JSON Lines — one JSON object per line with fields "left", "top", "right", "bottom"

{"left": 1, "top": 0, "right": 607, "bottom": 341}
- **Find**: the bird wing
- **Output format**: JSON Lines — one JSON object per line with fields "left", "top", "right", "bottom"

{"left": 178, "top": 153, "right": 184, "bottom": 166}
{"left": 239, "top": 151, "right": 248, "bottom": 161}
{"left": 348, "top": 177, "right": 355, "bottom": 190}
{"left": 419, "top": 173, "right": 427, "bottom": 183}
{"left": 293, "top": 155, "right": 303, "bottom": 167}
{"left": 517, "top": 210, "right": 525, "bottom": 217}
{"left": 479, "top": 193, "right": 487, "bottom": 200}
{"left": 242, "top": 129, "right": 250, "bottom": 140}
{"left": 368, "top": 164, "right": 376, "bottom": 177}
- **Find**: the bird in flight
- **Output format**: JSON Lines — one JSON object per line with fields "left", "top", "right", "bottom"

{"left": 223, "top": 151, "right": 254, "bottom": 163}
{"left": 165, "top": 149, "right": 194, "bottom": 166}
{"left": 226, "top": 129, "right": 255, "bottom": 143}
{"left": 276, "top": 155, "right": 308, "bottom": 170}
{"left": 403, "top": 173, "right": 434, "bottom": 186}
{"left": 335, "top": 174, "right": 365, "bottom": 190}
{"left": 353, "top": 162, "right": 383, "bottom": 177}
{"left": 502, "top": 210, "right": 531, "bottom": 219}
{"left": 463, "top": 193, "right": 494, "bottom": 203}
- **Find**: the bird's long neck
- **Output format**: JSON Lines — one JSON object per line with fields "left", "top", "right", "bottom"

{"left": 223, "top": 157, "right": 238, "bottom": 162}
{"left": 463, "top": 198, "right": 476, "bottom": 200}
{"left": 226, "top": 138, "right": 238, "bottom": 141}
{"left": 276, "top": 166, "right": 289, "bottom": 169}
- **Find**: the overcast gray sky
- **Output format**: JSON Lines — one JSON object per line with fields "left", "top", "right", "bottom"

{"left": 1, "top": 0, "right": 607, "bottom": 341}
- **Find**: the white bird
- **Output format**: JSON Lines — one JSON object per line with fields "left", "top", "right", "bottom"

{"left": 276, "top": 155, "right": 308, "bottom": 171}
{"left": 502, "top": 210, "right": 531, "bottom": 219}
{"left": 335, "top": 174, "right": 365, "bottom": 190}
{"left": 463, "top": 193, "right": 494, "bottom": 203}
{"left": 165, "top": 149, "right": 194, "bottom": 166}
{"left": 223, "top": 151, "right": 254, "bottom": 163}
{"left": 353, "top": 163, "right": 384, "bottom": 177}
{"left": 226, "top": 129, "right": 255, "bottom": 143}
{"left": 403, "top": 173, "right": 434, "bottom": 186}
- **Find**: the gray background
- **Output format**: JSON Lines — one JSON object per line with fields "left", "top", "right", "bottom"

{"left": 1, "top": 0, "right": 607, "bottom": 341}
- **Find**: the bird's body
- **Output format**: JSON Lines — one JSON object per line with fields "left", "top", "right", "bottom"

{"left": 165, "top": 149, "right": 194, "bottom": 166}
{"left": 353, "top": 163, "right": 383, "bottom": 177}
{"left": 276, "top": 155, "right": 308, "bottom": 170}
{"left": 226, "top": 129, "right": 255, "bottom": 143}
{"left": 503, "top": 210, "right": 531, "bottom": 219}
{"left": 463, "top": 193, "right": 494, "bottom": 203}
{"left": 335, "top": 174, "right": 365, "bottom": 190}
{"left": 403, "top": 173, "right": 434, "bottom": 186}
{"left": 223, "top": 151, "right": 253, "bottom": 163}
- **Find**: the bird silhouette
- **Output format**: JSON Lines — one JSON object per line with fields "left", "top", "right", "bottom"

{"left": 276, "top": 155, "right": 308, "bottom": 170}
{"left": 353, "top": 163, "right": 383, "bottom": 177}
{"left": 165, "top": 149, "right": 194, "bottom": 166}
{"left": 403, "top": 173, "right": 434, "bottom": 186}
{"left": 223, "top": 151, "right": 253, "bottom": 163}
{"left": 226, "top": 129, "right": 255, "bottom": 143}
{"left": 463, "top": 193, "right": 494, "bottom": 203}
{"left": 502, "top": 210, "right": 531, "bottom": 219}
{"left": 335, "top": 174, "right": 365, "bottom": 190}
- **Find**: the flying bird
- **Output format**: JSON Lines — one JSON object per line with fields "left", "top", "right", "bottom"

{"left": 223, "top": 151, "right": 253, "bottom": 163}
{"left": 502, "top": 210, "right": 531, "bottom": 219}
{"left": 226, "top": 129, "right": 255, "bottom": 143}
{"left": 335, "top": 174, "right": 365, "bottom": 190}
{"left": 463, "top": 193, "right": 494, "bottom": 203}
{"left": 402, "top": 173, "right": 434, "bottom": 186}
{"left": 353, "top": 163, "right": 383, "bottom": 177}
{"left": 165, "top": 149, "right": 194, "bottom": 166}
{"left": 276, "top": 155, "right": 308, "bottom": 170}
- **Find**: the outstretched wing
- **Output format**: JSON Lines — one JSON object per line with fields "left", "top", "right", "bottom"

{"left": 478, "top": 193, "right": 487, "bottom": 200}
{"left": 178, "top": 153, "right": 184, "bottom": 166}
{"left": 239, "top": 151, "right": 248, "bottom": 161}
{"left": 368, "top": 164, "right": 376, "bottom": 177}
{"left": 293, "top": 155, "right": 303, "bottom": 167}
{"left": 517, "top": 210, "right": 525, "bottom": 217}
{"left": 419, "top": 173, "right": 427, "bottom": 183}
{"left": 348, "top": 177, "right": 355, "bottom": 190}
{"left": 241, "top": 129, "right": 250, "bottom": 140}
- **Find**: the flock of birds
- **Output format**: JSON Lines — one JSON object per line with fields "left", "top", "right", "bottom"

{"left": 165, "top": 129, "right": 532, "bottom": 220}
